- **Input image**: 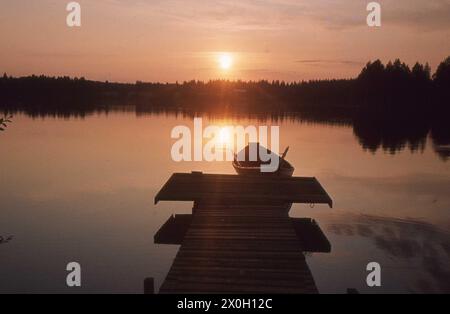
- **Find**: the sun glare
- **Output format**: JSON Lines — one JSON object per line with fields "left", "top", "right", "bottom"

{"left": 218, "top": 54, "right": 233, "bottom": 70}
{"left": 218, "top": 127, "right": 232, "bottom": 145}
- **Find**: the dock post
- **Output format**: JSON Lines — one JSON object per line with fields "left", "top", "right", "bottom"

{"left": 143, "top": 277, "right": 155, "bottom": 294}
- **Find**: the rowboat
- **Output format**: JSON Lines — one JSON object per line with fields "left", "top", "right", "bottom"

{"left": 232, "top": 143, "right": 294, "bottom": 176}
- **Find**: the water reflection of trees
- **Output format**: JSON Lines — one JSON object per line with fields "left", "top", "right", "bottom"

{"left": 1, "top": 105, "right": 448, "bottom": 159}
{"left": 352, "top": 112, "right": 430, "bottom": 155}
{"left": 430, "top": 116, "right": 450, "bottom": 161}
{"left": 0, "top": 235, "right": 13, "bottom": 245}
{"left": 327, "top": 214, "right": 450, "bottom": 293}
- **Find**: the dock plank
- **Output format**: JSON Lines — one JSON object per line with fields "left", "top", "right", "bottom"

{"left": 158, "top": 203, "right": 318, "bottom": 294}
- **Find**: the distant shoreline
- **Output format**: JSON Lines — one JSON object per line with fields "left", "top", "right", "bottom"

{"left": 1, "top": 57, "right": 449, "bottom": 111}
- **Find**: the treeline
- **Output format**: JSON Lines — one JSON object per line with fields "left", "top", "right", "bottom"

{"left": 356, "top": 58, "right": 449, "bottom": 111}
{"left": 1, "top": 56, "right": 449, "bottom": 114}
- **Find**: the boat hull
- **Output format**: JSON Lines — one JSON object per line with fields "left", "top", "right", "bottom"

{"left": 232, "top": 160, "right": 295, "bottom": 177}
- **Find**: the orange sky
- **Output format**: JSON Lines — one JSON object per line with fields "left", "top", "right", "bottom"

{"left": 1, "top": 0, "right": 449, "bottom": 82}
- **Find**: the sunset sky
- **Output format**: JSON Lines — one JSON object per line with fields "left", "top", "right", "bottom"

{"left": 1, "top": 0, "right": 449, "bottom": 82}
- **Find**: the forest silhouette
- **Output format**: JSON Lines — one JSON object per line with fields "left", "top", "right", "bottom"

{"left": 1, "top": 57, "right": 449, "bottom": 159}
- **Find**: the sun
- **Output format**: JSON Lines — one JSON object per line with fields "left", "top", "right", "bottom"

{"left": 218, "top": 54, "right": 233, "bottom": 70}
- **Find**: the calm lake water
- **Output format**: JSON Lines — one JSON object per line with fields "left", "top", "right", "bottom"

{"left": 0, "top": 111, "right": 449, "bottom": 293}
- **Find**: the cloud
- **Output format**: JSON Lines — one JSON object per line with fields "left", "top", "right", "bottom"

{"left": 382, "top": 0, "right": 450, "bottom": 31}
{"left": 96, "top": 0, "right": 450, "bottom": 40}
{"left": 239, "top": 68, "right": 300, "bottom": 77}
{"left": 153, "top": 0, "right": 308, "bottom": 31}
{"left": 296, "top": 59, "right": 365, "bottom": 67}
{"left": 111, "top": 0, "right": 450, "bottom": 32}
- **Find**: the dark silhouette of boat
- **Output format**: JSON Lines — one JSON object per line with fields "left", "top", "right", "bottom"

{"left": 232, "top": 142, "right": 294, "bottom": 176}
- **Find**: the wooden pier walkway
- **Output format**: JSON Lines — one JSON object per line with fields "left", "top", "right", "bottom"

{"left": 154, "top": 173, "right": 332, "bottom": 294}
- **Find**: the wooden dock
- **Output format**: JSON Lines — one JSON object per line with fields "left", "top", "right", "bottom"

{"left": 154, "top": 172, "right": 332, "bottom": 294}
{"left": 155, "top": 173, "right": 333, "bottom": 208}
